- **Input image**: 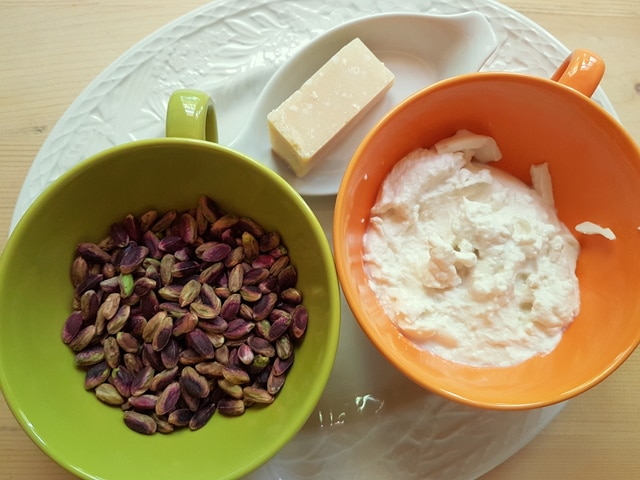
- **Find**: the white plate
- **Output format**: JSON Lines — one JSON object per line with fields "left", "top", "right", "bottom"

{"left": 228, "top": 11, "right": 498, "bottom": 195}
{"left": 12, "top": 1, "right": 618, "bottom": 479}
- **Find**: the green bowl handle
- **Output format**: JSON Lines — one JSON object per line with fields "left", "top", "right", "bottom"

{"left": 166, "top": 89, "right": 219, "bottom": 142}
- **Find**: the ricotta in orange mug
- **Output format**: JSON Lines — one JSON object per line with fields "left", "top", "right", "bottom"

{"left": 363, "top": 131, "right": 580, "bottom": 367}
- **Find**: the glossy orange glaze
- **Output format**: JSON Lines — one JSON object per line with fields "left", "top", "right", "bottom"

{"left": 333, "top": 50, "right": 640, "bottom": 409}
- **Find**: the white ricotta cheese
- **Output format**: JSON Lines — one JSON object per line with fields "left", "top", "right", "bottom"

{"left": 363, "top": 133, "right": 581, "bottom": 367}
{"left": 575, "top": 221, "right": 616, "bottom": 240}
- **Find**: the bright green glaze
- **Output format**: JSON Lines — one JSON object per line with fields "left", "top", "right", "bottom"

{"left": 166, "top": 89, "right": 218, "bottom": 142}
{"left": 0, "top": 96, "right": 340, "bottom": 479}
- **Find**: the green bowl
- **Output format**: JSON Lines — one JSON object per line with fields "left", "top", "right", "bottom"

{"left": 0, "top": 134, "right": 340, "bottom": 479}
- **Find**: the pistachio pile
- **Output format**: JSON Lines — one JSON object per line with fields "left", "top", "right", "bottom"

{"left": 61, "top": 195, "right": 308, "bottom": 435}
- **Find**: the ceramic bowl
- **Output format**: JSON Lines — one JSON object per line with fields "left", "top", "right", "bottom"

{"left": 0, "top": 91, "right": 340, "bottom": 479}
{"left": 333, "top": 49, "right": 640, "bottom": 409}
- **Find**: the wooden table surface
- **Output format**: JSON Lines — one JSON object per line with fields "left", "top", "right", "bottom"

{"left": 1, "top": 1, "right": 638, "bottom": 478}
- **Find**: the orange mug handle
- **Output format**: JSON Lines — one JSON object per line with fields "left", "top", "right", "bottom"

{"left": 550, "top": 49, "right": 605, "bottom": 98}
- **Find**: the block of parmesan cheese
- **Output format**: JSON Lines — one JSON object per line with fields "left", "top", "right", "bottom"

{"left": 267, "top": 38, "right": 395, "bottom": 177}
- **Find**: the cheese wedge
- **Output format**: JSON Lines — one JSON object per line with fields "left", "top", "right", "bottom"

{"left": 267, "top": 38, "right": 395, "bottom": 177}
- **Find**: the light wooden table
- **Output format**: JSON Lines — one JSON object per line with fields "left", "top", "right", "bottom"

{"left": 1, "top": 1, "right": 638, "bottom": 479}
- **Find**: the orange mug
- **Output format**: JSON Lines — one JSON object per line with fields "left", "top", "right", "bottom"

{"left": 334, "top": 49, "right": 640, "bottom": 409}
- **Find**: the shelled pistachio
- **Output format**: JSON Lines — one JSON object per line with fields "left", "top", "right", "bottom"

{"left": 62, "top": 195, "right": 309, "bottom": 435}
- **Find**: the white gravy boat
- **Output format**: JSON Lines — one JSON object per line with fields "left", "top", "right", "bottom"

{"left": 227, "top": 12, "right": 498, "bottom": 196}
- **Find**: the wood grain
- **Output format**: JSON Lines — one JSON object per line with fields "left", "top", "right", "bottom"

{"left": 0, "top": 1, "right": 638, "bottom": 479}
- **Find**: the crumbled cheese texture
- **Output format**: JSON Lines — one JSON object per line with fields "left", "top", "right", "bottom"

{"left": 267, "top": 38, "right": 395, "bottom": 177}
{"left": 363, "top": 131, "right": 581, "bottom": 367}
